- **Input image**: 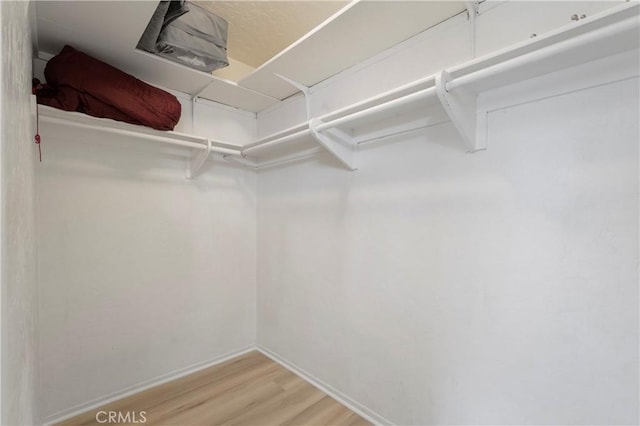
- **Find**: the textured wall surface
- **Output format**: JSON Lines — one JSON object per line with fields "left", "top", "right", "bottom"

{"left": 196, "top": 1, "right": 348, "bottom": 68}
{"left": 1, "top": 1, "right": 38, "bottom": 424}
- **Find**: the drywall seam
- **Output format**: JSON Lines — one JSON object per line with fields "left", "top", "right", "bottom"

{"left": 42, "top": 345, "right": 256, "bottom": 426}
{"left": 256, "top": 345, "right": 394, "bottom": 426}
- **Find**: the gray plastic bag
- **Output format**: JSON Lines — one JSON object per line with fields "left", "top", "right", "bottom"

{"left": 138, "top": 1, "right": 228, "bottom": 73}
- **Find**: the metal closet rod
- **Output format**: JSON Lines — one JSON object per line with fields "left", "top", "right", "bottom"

{"left": 242, "top": 128, "right": 311, "bottom": 155}
{"left": 314, "top": 86, "right": 437, "bottom": 132}
{"left": 40, "top": 115, "right": 242, "bottom": 156}
{"left": 247, "top": 121, "right": 309, "bottom": 148}
{"left": 241, "top": 85, "right": 438, "bottom": 156}
{"left": 317, "top": 73, "right": 438, "bottom": 124}
{"left": 241, "top": 74, "right": 438, "bottom": 156}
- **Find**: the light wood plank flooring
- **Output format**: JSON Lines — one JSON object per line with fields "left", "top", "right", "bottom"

{"left": 57, "top": 351, "right": 369, "bottom": 426}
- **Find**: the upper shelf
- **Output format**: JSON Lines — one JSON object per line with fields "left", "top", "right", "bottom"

{"left": 34, "top": 2, "right": 640, "bottom": 175}
{"left": 34, "top": 1, "right": 466, "bottom": 110}
{"left": 237, "top": 1, "right": 467, "bottom": 100}
{"left": 34, "top": 1, "right": 280, "bottom": 113}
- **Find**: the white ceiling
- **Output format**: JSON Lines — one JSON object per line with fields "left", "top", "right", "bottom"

{"left": 196, "top": 1, "right": 349, "bottom": 68}
{"left": 238, "top": 1, "right": 467, "bottom": 98}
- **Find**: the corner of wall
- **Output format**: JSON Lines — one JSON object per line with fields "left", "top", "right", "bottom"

{"left": 1, "top": 0, "right": 39, "bottom": 424}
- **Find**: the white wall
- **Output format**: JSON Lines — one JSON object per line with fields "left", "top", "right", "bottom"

{"left": 1, "top": 1, "right": 39, "bottom": 424}
{"left": 37, "top": 122, "right": 257, "bottom": 420}
{"left": 475, "top": 1, "right": 627, "bottom": 57}
{"left": 31, "top": 1, "right": 637, "bottom": 424}
{"left": 33, "top": 16, "right": 259, "bottom": 421}
{"left": 193, "top": 99, "right": 256, "bottom": 146}
{"left": 258, "top": 72, "right": 639, "bottom": 426}
{"left": 257, "top": 94, "right": 307, "bottom": 138}
{"left": 256, "top": 3, "right": 638, "bottom": 424}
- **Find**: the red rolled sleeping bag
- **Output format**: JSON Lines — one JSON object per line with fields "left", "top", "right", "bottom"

{"left": 36, "top": 45, "right": 181, "bottom": 131}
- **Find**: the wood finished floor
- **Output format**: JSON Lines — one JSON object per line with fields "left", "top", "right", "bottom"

{"left": 57, "top": 351, "right": 370, "bottom": 426}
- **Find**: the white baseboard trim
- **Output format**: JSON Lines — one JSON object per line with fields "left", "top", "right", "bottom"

{"left": 45, "top": 344, "right": 394, "bottom": 426}
{"left": 43, "top": 345, "right": 257, "bottom": 425}
{"left": 256, "top": 345, "right": 394, "bottom": 426}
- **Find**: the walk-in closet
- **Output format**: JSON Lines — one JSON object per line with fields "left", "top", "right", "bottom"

{"left": 1, "top": 1, "right": 638, "bottom": 425}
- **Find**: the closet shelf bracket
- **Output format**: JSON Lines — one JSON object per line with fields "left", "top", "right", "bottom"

{"left": 309, "top": 118, "right": 357, "bottom": 171}
{"left": 464, "top": 1, "right": 479, "bottom": 58}
{"left": 274, "top": 73, "right": 312, "bottom": 120}
{"left": 435, "top": 70, "right": 487, "bottom": 153}
{"left": 464, "top": 1, "right": 479, "bottom": 19}
{"left": 223, "top": 153, "right": 258, "bottom": 169}
{"left": 187, "top": 138, "right": 212, "bottom": 179}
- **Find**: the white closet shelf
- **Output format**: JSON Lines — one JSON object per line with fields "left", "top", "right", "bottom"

{"left": 237, "top": 1, "right": 467, "bottom": 100}
{"left": 236, "top": 2, "right": 640, "bottom": 169}
{"left": 33, "top": 1, "right": 465, "bottom": 111}
{"left": 34, "top": 1, "right": 280, "bottom": 113}
{"left": 36, "top": 103, "right": 243, "bottom": 179}
{"left": 36, "top": 3, "right": 639, "bottom": 175}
